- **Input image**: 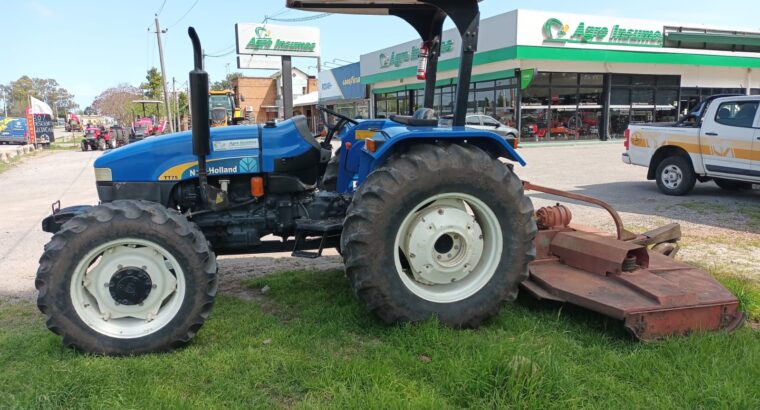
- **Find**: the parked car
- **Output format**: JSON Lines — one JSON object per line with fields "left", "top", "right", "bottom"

{"left": 441, "top": 114, "right": 519, "bottom": 148}
{"left": 622, "top": 95, "right": 759, "bottom": 195}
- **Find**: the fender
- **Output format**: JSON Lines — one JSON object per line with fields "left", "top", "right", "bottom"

{"left": 337, "top": 121, "right": 526, "bottom": 193}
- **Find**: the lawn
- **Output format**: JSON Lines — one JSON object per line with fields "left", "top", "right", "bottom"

{"left": 1, "top": 268, "right": 759, "bottom": 409}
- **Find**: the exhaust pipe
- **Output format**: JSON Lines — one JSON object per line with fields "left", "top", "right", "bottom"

{"left": 188, "top": 27, "right": 212, "bottom": 204}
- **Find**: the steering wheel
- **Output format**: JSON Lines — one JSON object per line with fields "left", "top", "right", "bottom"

{"left": 317, "top": 105, "right": 359, "bottom": 147}
{"left": 318, "top": 105, "right": 359, "bottom": 126}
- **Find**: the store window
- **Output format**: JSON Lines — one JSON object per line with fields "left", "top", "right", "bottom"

{"left": 609, "top": 74, "right": 680, "bottom": 138}
{"left": 521, "top": 72, "right": 606, "bottom": 141}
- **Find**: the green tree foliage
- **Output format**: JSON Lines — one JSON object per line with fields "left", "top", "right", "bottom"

{"left": 211, "top": 72, "right": 242, "bottom": 91}
{"left": 0, "top": 76, "right": 78, "bottom": 117}
{"left": 141, "top": 67, "right": 164, "bottom": 100}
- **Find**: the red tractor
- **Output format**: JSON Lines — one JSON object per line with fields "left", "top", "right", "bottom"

{"left": 80, "top": 126, "right": 115, "bottom": 151}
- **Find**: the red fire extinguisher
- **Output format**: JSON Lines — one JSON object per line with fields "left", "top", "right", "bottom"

{"left": 417, "top": 41, "right": 430, "bottom": 80}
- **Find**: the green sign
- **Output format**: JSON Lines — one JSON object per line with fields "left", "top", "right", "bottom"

{"left": 543, "top": 18, "right": 663, "bottom": 47}
{"left": 379, "top": 39, "right": 456, "bottom": 70}
{"left": 520, "top": 69, "right": 535, "bottom": 90}
{"left": 246, "top": 27, "right": 316, "bottom": 53}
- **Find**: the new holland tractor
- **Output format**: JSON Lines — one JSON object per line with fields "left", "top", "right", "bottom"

{"left": 37, "top": 0, "right": 743, "bottom": 355}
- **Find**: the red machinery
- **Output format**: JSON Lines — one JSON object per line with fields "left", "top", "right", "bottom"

{"left": 522, "top": 182, "right": 744, "bottom": 340}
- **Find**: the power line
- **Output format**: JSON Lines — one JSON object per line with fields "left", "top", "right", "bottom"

{"left": 265, "top": 13, "right": 330, "bottom": 23}
{"left": 166, "top": 0, "right": 200, "bottom": 29}
{"left": 156, "top": 0, "right": 167, "bottom": 16}
{"left": 205, "top": 49, "right": 236, "bottom": 58}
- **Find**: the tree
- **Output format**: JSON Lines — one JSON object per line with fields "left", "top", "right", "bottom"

{"left": 177, "top": 91, "right": 189, "bottom": 116}
{"left": 1, "top": 76, "right": 77, "bottom": 117}
{"left": 141, "top": 67, "right": 163, "bottom": 100}
{"left": 92, "top": 84, "right": 143, "bottom": 125}
{"left": 211, "top": 72, "right": 242, "bottom": 91}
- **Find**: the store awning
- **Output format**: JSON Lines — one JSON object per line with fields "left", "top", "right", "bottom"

{"left": 665, "top": 32, "right": 760, "bottom": 48}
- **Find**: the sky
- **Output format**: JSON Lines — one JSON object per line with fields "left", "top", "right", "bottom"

{"left": 1, "top": 0, "right": 759, "bottom": 108}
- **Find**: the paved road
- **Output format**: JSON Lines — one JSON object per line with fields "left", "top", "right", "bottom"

{"left": 0, "top": 150, "right": 99, "bottom": 299}
{"left": 0, "top": 143, "right": 757, "bottom": 300}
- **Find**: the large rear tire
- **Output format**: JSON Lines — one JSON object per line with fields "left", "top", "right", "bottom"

{"left": 341, "top": 143, "right": 536, "bottom": 327}
{"left": 36, "top": 200, "right": 217, "bottom": 355}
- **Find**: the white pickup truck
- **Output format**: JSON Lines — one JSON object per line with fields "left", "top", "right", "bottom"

{"left": 622, "top": 95, "right": 760, "bottom": 195}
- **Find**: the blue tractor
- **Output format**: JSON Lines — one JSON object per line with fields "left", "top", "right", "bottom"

{"left": 36, "top": 0, "right": 746, "bottom": 355}
{"left": 37, "top": 0, "right": 533, "bottom": 354}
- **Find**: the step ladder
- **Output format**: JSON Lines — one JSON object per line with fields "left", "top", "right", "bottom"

{"left": 291, "top": 218, "right": 343, "bottom": 258}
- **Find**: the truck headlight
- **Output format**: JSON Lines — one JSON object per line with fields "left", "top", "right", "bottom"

{"left": 94, "top": 168, "right": 112, "bottom": 182}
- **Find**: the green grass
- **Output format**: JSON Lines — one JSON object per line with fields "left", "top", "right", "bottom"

{"left": 1, "top": 269, "right": 759, "bottom": 409}
{"left": 677, "top": 201, "right": 760, "bottom": 229}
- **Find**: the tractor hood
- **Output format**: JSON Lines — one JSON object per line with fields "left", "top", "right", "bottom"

{"left": 94, "top": 117, "right": 319, "bottom": 183}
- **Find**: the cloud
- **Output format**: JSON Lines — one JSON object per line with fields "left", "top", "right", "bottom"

{"left": 29, "top": 2, "right": 55, "bottom": 19}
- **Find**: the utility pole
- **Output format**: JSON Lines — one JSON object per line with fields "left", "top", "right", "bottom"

{"left": 154, "top": 15, "right": 174, "bottom": 133}
{"left": 172, "top": 77, "right": 179, "bottom": 130}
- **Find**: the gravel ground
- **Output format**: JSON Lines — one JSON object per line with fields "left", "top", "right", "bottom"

{"left": 0, "top": 142, "right": 757, "bottom": 302}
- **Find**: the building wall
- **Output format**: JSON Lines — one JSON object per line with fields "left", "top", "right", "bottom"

{"left": 233, "top": 77, "right": 277, "bottom": 122}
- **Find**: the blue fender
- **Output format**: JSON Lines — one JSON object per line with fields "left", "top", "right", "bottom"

{"left": 335, "top": 121, "right": 526, "bottom": 192}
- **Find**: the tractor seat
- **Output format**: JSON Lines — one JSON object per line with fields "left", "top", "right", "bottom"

{"left": 390, "top": 108, "right": 438, "bottom": 127}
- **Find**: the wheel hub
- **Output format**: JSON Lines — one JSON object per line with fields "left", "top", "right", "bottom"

{"left": 108, "top": 267, "right": 153, "bottom": 306}
{"left": 403, "top": 199, "right": 484, "bottom": 285}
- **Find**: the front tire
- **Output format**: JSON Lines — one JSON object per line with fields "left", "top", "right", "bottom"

{"left": 342, "top": 143, "right": 536, "bottom": 327}
{"left": 36, "top": 200, "right": 217, "bottom": 355}
{"left": 97, "top": 139, "right": 106, "bottom": 151}
{"left": 655, "top": 156, "right": 696, "bottom": 196}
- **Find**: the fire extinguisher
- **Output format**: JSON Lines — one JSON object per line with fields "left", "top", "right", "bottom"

{"left": 417, "top": 41, "right": 429, "bottom": 80}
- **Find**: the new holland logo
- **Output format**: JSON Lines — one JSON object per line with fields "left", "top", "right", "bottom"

{"left": 239, "top": 157, "right": 256, "bottom": 172}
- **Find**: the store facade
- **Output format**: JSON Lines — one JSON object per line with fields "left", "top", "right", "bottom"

{"left": 318, "top": 62, "right": 369, "bottom": 119}
{"left": 360, "top": 9, "right": 760, "bottom": 141}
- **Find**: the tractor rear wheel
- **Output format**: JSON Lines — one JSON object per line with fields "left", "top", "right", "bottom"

{"left": 342, "top": 143, "right": 536, "bottom": 327}
{"left": 36, "top": 200, "right": 217, "bottom": 355}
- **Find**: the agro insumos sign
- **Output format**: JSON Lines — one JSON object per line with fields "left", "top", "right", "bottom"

{"left": 543, "top": 17, "right": 663, "bottom": 47}
{"left": 235, "top": 23, "right": 320, "bottom": 58}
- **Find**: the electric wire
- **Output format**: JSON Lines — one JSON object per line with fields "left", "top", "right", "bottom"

{"left": 156, "top": 0, "right": 167, "bottom": 16}
{"left": 265, "top": 13, "right": 331, "bottom": 22}
{"left": 166, "top": 0, "right": 200, "bottom": 29}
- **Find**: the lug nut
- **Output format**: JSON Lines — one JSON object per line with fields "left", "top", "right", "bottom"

{"left": 437, "top": 209, "right": 444, "bottom": 215}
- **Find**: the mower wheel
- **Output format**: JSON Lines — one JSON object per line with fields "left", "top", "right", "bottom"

{"left": 342, "top": 143, "right": 536, "bottom": 327}
{"left": 714, "top": 178, "right": 753, "bottom": 191}
{"left": 655, "top": 156, "right": 696, "bottom": 196}
{"left": 36, "top": 200, "right": 217, "bottom": 355}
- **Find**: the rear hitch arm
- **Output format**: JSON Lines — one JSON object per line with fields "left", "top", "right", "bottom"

{"left": 523, "top": 181, "right": 637, "bottom": 241}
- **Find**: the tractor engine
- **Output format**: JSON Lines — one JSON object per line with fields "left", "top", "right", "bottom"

{"left": 172, "top": 175, "right": 350, "bottom": 254}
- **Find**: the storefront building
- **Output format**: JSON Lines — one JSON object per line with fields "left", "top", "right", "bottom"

{"left": 360, "top": 9, "right": 760, "bottom": 141}
{"left": 318, "top": 62, "right": 369, "bottom": 119}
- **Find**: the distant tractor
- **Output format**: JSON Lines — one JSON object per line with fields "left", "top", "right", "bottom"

{"left": 37, "top": 0, "right": 743, "bottom": 356}
{"left": 80, "top": 126, "right": 115, "bottom": 151}
{"left": 209, "top": 89, "right": 243, "bottom": 127}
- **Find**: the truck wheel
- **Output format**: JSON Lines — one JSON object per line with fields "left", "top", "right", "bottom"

{"left": 714, "top": 178, "right": 753, "bottom": 191}
{"left": 342, "top": 143, "right": 536, "bottom": 327}
{"left": 655, "top": 156, "right": 696, "bottom": 196}
{"left": 36, "top": 200, "right": 217, "bottom": 355}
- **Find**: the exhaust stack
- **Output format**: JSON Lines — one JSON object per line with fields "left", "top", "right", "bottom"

{"left": 188, "top": 27, "right": 210, "bottom": 198}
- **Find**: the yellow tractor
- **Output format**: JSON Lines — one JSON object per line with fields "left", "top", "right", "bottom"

{"left": 209, "top": 90, "right": 243, "bottom": 127}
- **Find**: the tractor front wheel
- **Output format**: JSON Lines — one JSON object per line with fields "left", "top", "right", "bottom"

{"left": 342, "top": 143, "right": 536, "bottom": 327}
{"left": 36, "top": 200, "right": 217, "bottom": 355}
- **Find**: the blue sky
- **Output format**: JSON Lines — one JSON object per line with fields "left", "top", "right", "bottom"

{"left": 1, "top": 0, "right": 759, "bottom": 108}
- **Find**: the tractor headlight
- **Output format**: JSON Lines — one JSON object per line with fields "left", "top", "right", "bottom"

{"left": 94, "top": 168, "right": 112, "bottom": 182}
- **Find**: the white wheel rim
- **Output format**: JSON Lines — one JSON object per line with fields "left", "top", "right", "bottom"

{"left": 662, "top": 165, "right": 683, "bottom": 189}
{"left": 70, "top": 238, "right": 186, "bottom": 339}
{"left": 393, "top": 193, "right": 503, "bottom": 303}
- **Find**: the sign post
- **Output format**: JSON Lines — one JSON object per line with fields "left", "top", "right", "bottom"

{"left": 235, "top": 23, "right": 320, "bottom": 120}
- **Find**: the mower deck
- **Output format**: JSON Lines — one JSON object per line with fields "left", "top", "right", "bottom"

{"left": 519, "top": 182, "right": 745, "bottom": 340}
{"left": 522, "top": 225, "right": 745, "bottom": 341}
